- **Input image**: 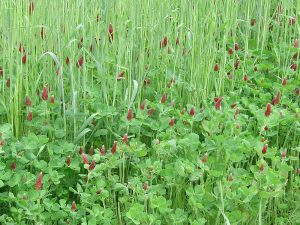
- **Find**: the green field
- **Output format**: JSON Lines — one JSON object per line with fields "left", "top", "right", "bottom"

{"left": 0, "top": 1, "right": 299, "bottom": 224}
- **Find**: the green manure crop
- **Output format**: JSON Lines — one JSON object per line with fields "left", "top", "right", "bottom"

{"left": 0, "top": 0, "right": 299, "bottom": 224}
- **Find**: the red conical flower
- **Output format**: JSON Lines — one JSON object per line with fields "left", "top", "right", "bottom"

{"left": 89, "top": 161, "right": 96, "bottom": 171}
{"left": 290, "top": 63, "right": 297, "bottom": 71}
{"left": 108, "top": 24, "right": 114, "bottom": 42}
{"left": 271, "top": 91, "right": 280, "bottom": 105}
{"left": 282, "top": 78, "right": 287, "bottom": 86}
{"left": 262, "top": 144, "right": 268, "bottom": 154}
{"left": 66, "top": 156, "right": 71, "bottom": 166}
{"left": 25, "top": 96, "right": 32, "bottom": 107}
{"left": 234, "top": 43, "right": 239, "bottom": 51}
{"left": 77, "top": 56, "right": 83, "bottom": 68}
{"left": 214, "top": 97, "right": 223, "bottom": 110}
{"left": 160, "top": 93, "right": 167, "bottom": 104}
{"left": 189, "top": 107, "right": 195, "bottom": 116}
{"left": 265, "top": 103, "right": 272, "bottom": 117}
{"left": 123, "top": 133, "right": 128, "bottom": 144}
{"left": 214, "top": 64, "right": 220, "bottom": 72}
{"left": 81, "top": 153, "right": 89, "bottom": 164}
{"left": 127, "top": 108, "right": 133, "bottom": 121}
{"left": 140, "top": 99, "right": 146, "bottom": 110}
{"left": 163, "top": 36, "right": 168, "bottom": 47}
{"left": 79, "top": 147, "right": 83, "bottom": 155}
{"left": 234, "top": 59, "right": 239, "bottom": 69}
{"left": 169, "top": 117, "right": 175, "bottom": 126}
{"left": 41, "top": 86, "right": 48, "bottom": 101}
{"left": 22, "top": 54, "right": 27, "bottom": 64}
{"left": 27, "top": 111, "right": 33, "bottom": 121}
{"left": 111, "top": 141, "right": 117, "bottom": 154}
{"left": 35, "top": 172, "right": 43, "bottom": 191}
{"left": 228, "top": 48, "right": 233, "bottom": 55}
{"left": 66, "top": 56, "right": 70, "bottom": 65}
{"left": 71, "top": 201, "right": 77, "bottom": 211}
{"left": 160, "top": 36, "right": 168, "bottom": 48}
{"left": 11, "top": 161, "right": 16, "bottom": 171}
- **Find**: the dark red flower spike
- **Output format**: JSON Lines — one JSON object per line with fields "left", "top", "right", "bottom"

{"left": 71, "top": 201, "right": 77, "bottom": 211}
{"left": 214, "top": 97, "right": 223, "bottom": 110}
{"left": 27, "top": 111, "right": 33, "bottom": 121}
{"left": 108, "top": 24, "right": 114, "bottom": 42}
{"left": 89, "top": 161, "right": 96, "bottom": 171}
{"left": 189, "top": 107, "right": 195, "bottom": 116}
{"left": 25, "top": 96, "right": 32, "bottom": 107}
{"left": 214, "top": 64, "right": 220, "bottom": 72}
{"left": 66, "top": 56, "right": 70, "bottom": 65}
{"left": 265, "top": 103, "right": 272, "bottom": 117}
{"left": 271, "top": 92, "right": 280, "bottom": 106}
{"left": 111, "top": 141, "right": 117, "bottom": 154}
{"left": 160, "top": 93, "right": 167, "bottom": 104}
{"left": 35, "top": 172, "right": 43, "bottom": 191}
{"left": 81, "top": 153, "right": 89, "bottom": 164}
{"left": 127, "top": 109, "right": 133, "bottom": 121}
{"left": 41, "top": 86, "right": 48, "bottom": 101}
{"left": 169, "top": 117, "right": 175, "bottom": 126}
{"left": 262, "top": 144, "right": 268, "bottom": 154}
{"left": 22, "top": 54, "right": 27, "bottom": 64}
{"left": 77, "top": 56, "right": 83, "bottom": 68}
{"left": 66, "top": 156, "right": 71, "bottom": 166}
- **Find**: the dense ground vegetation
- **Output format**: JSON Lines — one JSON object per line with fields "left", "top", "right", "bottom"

{"left": 0, "top": 0, "right": 299, "bottom": 224}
